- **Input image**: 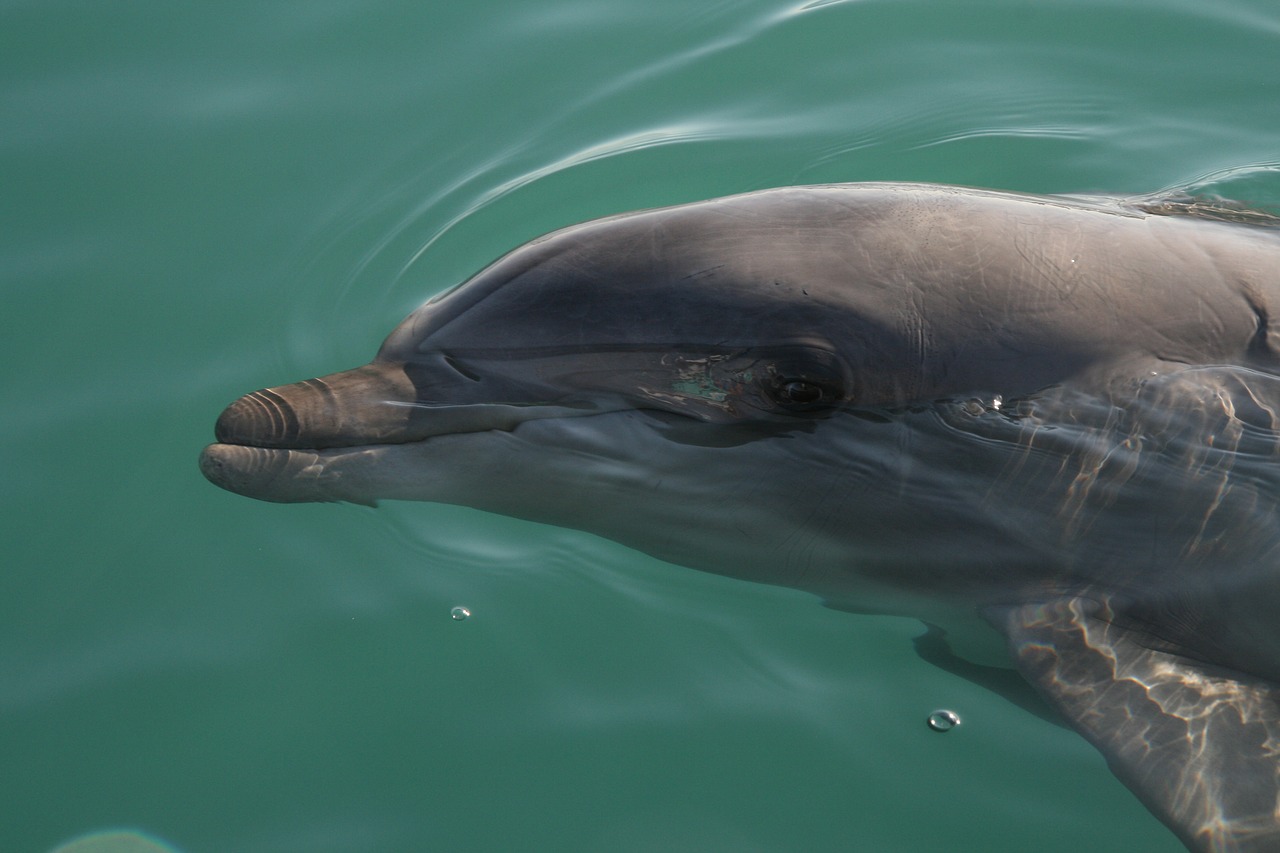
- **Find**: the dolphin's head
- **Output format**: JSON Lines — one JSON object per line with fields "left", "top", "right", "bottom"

{"left": 203, "top": 189, "right": 920, "bottom": 493}
{"left": 198, "top": 185, "right": 1127, "bottom": 594}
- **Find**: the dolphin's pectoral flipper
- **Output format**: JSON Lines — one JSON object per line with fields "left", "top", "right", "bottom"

{"left": 998, "top": 599, "right": 1280, "bottom": 853}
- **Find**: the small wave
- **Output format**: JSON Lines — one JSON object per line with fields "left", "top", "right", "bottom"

{"left": 1154, "top": 162, "right": 1280, "bottom": 216}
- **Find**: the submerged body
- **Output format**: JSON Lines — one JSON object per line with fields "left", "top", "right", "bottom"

{"left": 201, "top": 183, "right": 1280, "bottom": 852}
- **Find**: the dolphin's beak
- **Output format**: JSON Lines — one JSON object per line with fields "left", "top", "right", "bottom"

{"left": 212, "top": 363, "right": 419, "bottom": 450}
{"left": 198, "top": 355, "right": 619, "bottom": 503}
{"left": 199, "top": 362, "right": 419, "bottom": 503}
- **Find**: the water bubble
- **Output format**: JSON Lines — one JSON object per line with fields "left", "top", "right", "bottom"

{"left": 450, "top": 606, "right": 471, "bottom": 621}
{"left": 927, "top": 709, "right": 961, "bottom": 732}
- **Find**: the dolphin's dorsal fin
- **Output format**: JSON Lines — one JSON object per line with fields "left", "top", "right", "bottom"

{"left": 997, "top": 598, "right": 1280, "bottom": 853}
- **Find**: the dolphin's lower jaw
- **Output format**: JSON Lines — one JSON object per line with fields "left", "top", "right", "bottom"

{"left": 199, "top": 444, "right": 329, "bottom": 503}
{"left": 199, "top": 440, "right": 441, "bottom": 507}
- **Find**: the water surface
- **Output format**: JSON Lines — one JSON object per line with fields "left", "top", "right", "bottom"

{"left": 4, "top": 0, "right": 1280, "bottom": 850}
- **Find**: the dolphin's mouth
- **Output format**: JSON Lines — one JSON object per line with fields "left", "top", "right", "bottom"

{"left": 199, "top": 357, "right": 688, "bottom": 502}
{"left": 200, "top": 403, "right": 597, "bottom": 505}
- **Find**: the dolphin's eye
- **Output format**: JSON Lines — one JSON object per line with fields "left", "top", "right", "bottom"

{"left": 780, "top": 380, "right": 825, "bottom": 405}
{"left": 730, "top": 345, "right": 848, "bottom": 416}
{"left": 764, "top": 373, "right": 842, "bottom": 413}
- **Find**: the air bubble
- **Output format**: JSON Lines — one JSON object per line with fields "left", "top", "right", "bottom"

{"left": 450, "top": 606, "right": 471, "bottom": 621}
{"left": 927, "top": 709, "right": 961, "bottom": 732}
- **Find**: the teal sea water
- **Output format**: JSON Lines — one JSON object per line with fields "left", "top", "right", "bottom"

{"left": 5, "top": 1, "right": 1280, "bottom": 850}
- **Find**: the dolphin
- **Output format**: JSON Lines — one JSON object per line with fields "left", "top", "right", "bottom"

{"left": 200, "top": 183, "right": 1280, "bottom": 852}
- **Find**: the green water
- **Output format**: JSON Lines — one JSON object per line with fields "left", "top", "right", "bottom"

{"left": 5, "top": 1, "right": 1279, "bottom": 850}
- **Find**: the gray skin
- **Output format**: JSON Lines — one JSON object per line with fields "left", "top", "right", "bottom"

{"left": 201, "top": 183, "right": 1280, "bottom": 852}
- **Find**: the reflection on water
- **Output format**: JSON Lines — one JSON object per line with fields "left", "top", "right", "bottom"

{"left": 49, "top": 830, "right": 182, "bottom": 853}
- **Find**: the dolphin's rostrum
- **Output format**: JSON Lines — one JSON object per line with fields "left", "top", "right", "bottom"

{"left": 201, "top": 183, "right": 1280, "bottom": 852}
